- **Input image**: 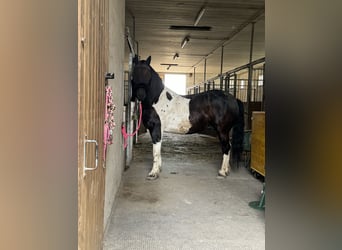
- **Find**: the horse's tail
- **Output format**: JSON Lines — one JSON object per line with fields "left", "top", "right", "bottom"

{"left": 231, "top": 99, "right": 245, "bottom": 166}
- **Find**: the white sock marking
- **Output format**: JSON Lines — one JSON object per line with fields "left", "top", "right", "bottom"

{"left": 219, "top": 152, "right": 230, "bottom": 176}
{"left": 149, "top": 141, "right": 162, "bottom": 176}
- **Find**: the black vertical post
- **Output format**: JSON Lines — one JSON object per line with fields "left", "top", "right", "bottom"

{"left": 233, "top": 73, "right": 237, "bottom": 97}
{"left": 247, "top": 22, "right": 255, "bottom": 129}
{"left": 262, "top": 63, "right": 265, "bottom": 111}
{"left": 220, "top": 46, "right": 224, "bottom": 89}
{"left": 132, "top": 16, "right": 135, "bottom": 43}
{"left": 225, "top": 75, "right": 230, "bottom": 93}
{"left": 126, "top": 53, "right": 133, "bottom": 165}
{"left": 204, "top": 58, "right": 207, "bottom": 82}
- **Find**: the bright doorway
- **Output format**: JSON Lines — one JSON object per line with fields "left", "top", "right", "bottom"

{"left": 164, "top": 74, "right": 186, "bottom": 95}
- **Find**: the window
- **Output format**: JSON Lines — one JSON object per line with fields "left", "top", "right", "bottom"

{"left": 240, "top": 80, "right": 245, "bottom": 89}
{"left": 164, "top": 74, "right": 186, "bottom": 95}
{"left": 258, "top": 75, "right": 264, "bottom": 86}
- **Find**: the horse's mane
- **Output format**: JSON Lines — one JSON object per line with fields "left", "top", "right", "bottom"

{"left": 148, "top": 66, "right": 164, "bottom": 105}
{"left": 140, "top": 60, "right": 161, "bottom": 81}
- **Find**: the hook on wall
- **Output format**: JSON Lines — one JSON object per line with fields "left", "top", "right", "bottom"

{"left": 105, "top": 72, "right": 115, "bottom": 85}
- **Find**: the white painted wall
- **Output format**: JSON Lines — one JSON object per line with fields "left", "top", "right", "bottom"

{"left": 104, "top": 0, "right": 125, "bottom": 230}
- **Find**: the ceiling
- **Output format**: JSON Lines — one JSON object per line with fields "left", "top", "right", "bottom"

{"left": 125, "top": 0, "right": 265, "bottom": 82}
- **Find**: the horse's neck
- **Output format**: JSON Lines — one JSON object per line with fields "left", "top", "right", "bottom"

{"left": 140, "top": 84, "right": 164, "bottom": 108}
{"left": 144, "top": 73, "right": 164, "bottom": 106}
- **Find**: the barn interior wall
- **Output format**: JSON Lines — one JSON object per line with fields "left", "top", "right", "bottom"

{"left": 104, "top": 0, "right": 126, "bottom": 230}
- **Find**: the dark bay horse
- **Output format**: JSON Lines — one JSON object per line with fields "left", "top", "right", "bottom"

{"left": 131, "top": 56, "right": 244, "bottom": 180}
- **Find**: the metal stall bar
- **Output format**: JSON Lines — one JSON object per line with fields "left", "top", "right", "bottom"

{"left": 233, "top": 73, "right": 237, "bottom": 98}
{"left": 246, "top": 22, "right": 255, "bottom": 129}
{"left": 220, "top": 46, "right": 224, "bottom": 90}
{"left": 204, "top": 58, "right": 207, "bottom": 82}
{"left": 225, "top": 74, "right": 230, "bottom": 93}
{"left": 186, "top": 57, "right": 265, "bottom": 95}
{"left": 125, "top": 27, "right": 136, "bottom": 167}
{"left": 262, "top": 63, "right": 265, "bottom": 111}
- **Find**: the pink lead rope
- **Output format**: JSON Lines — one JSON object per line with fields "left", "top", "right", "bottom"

{"left": 104, "top": 85, "right": 116, "bottom": 160}
{"left": 121, "top": 102, "right": 142, "bottom": 149}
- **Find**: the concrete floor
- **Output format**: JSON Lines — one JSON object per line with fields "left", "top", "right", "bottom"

{"left": 104, "top": 132, "right": 265, "bottom": 250}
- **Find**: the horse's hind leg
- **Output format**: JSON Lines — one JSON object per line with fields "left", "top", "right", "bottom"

{"left": 219, "top": 150, "right": 231, "bottom": 177}
{"left": 217, "top": 132, "right": 231, "bottom": 177}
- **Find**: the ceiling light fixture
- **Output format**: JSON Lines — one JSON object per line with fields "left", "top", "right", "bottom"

{"left": 160, "top": 63, "right": 178, "bottom": 70}
{"left": 194, "top": 7, "right": 206, "bottom": 26}
{"left": 169, "top": 25, "right": 211, "bottom": 31}
{"left": 160, "top": 63, "right": 178, "bottom": 66}
{"left": 173, "top": 53, "right": 179, "bottom": 60}
{"left": 181, "top": 36, "right": 190, "bottom": 48}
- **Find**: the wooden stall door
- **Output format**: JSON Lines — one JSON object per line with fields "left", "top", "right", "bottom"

{"left": 251, "top": 111, "right": 265, "bottom": 176}
{"left": 78, "top": 0, "right": 108, "bottom": 249}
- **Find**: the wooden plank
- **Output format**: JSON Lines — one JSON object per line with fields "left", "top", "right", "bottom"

{"left": 78, "top": 0, "right": 108, "bottom": 249}
{"left": 251, "top": 111, "right": 265, "bottom": 176}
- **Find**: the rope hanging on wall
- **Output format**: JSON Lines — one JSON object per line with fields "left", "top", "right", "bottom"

{"left": 104, "top": 85, "right": 116, "bottom": 160}
{"left": 121, "top": 102, "right": 142, "bottom": 149}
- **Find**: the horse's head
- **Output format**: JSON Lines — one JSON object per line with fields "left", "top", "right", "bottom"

{"left": 132, "top": 56, "right": 152, "bottom": 102}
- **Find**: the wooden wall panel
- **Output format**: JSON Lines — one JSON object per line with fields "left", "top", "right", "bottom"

{"left": 78, "top": 0, "right": 108, "bottom": 249}
{"left": 251, "top": 111, "right": 265, "bottom": 176}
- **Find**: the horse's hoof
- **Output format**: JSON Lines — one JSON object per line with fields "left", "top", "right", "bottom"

{"left": 146, "top": 174, "right": 159, "bottom": 180}
{"left": 216, "top": 174, "right": 226, "bottom": 179}
{"left": 218, "top": 170, "right": 229, "bottom": 178}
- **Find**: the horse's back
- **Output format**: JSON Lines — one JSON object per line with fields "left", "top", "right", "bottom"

{"left": 189, "top": 90, "right": 239, "bottom": 116}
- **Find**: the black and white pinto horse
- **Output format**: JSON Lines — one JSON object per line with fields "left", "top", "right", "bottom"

{"left": 131, "top": 56, "right": 245, "bottom": 180}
